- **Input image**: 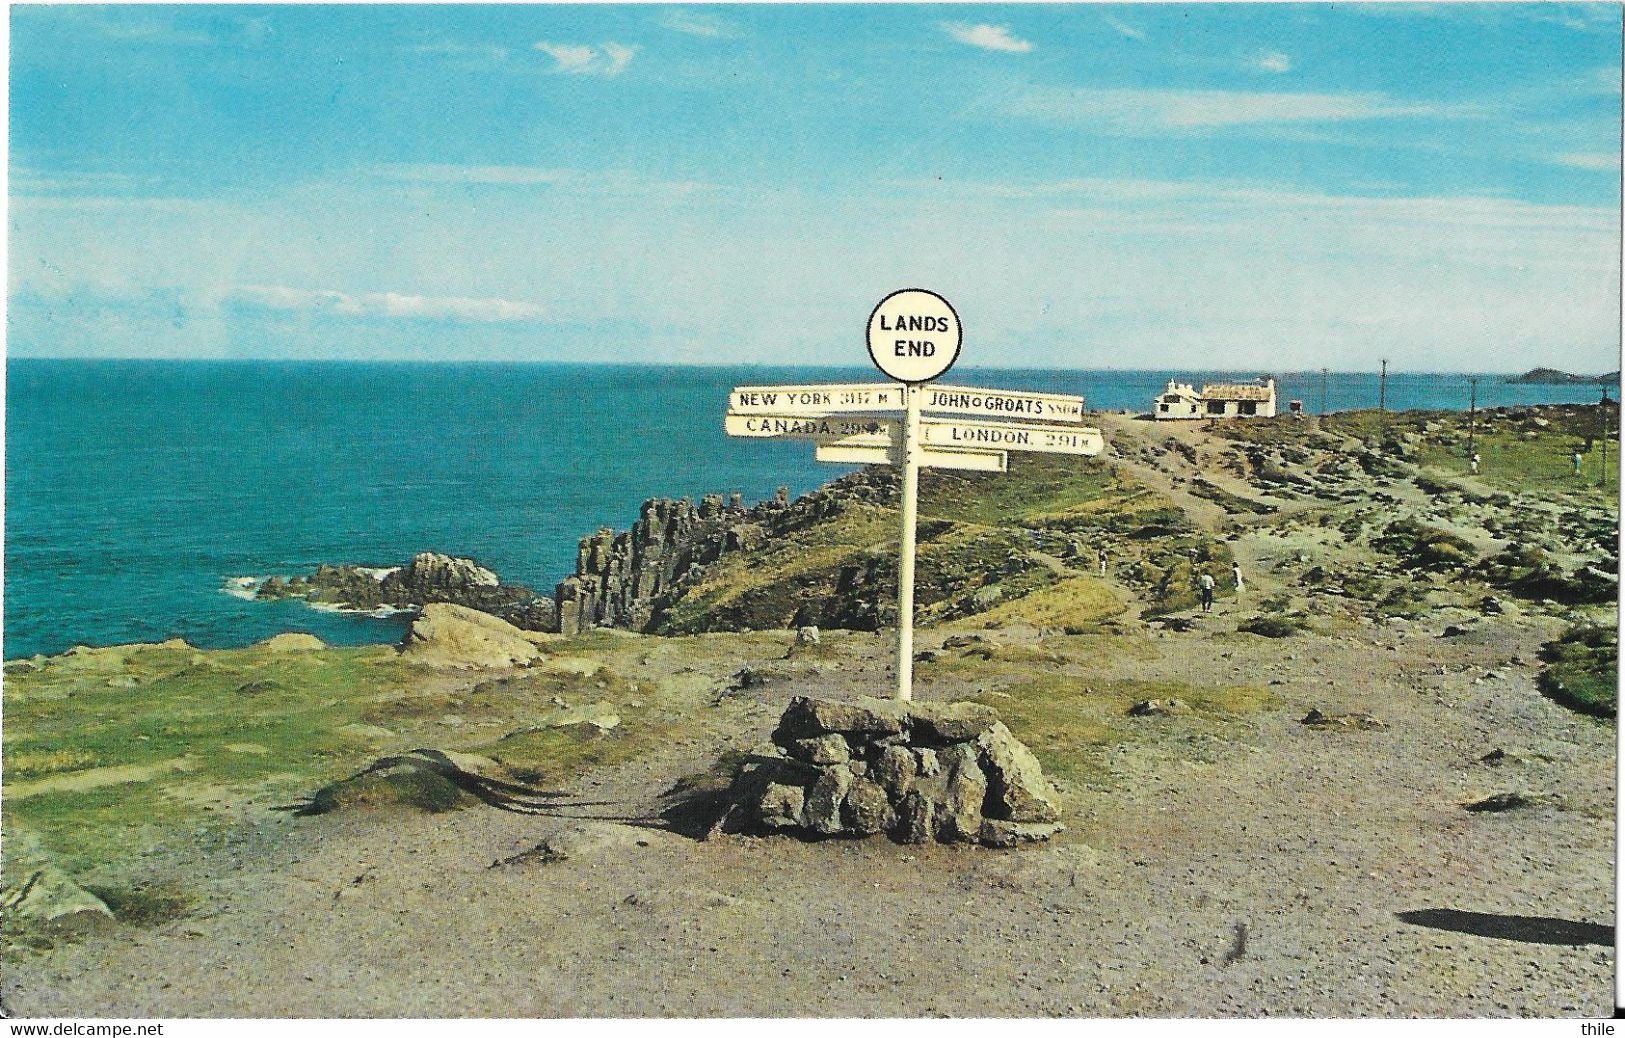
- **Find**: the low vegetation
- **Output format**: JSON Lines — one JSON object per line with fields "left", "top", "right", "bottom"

{"left": 1537, "top": 625, "right": 1618, "bottom": 719}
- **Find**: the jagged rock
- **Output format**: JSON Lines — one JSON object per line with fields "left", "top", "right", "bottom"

{"left": 804, "top": 767, "right": 854, "bottom": 835}
{"left": 896, "top": 792, "right": 937, "bottom": 844}
{"left": 871, "top": 744, "right": 918, "bottom": 797}
{"left": 976, "top": 722, "right": 1061, "bottom": 823}
{"left": 774, "top": 695, "right": 906, "bottom": 742}
{"left": 256, "top": 632, "right": 326, "bottom": 652}
{"left": 938, "top": 743, "right": 988, "bottom": 841}
{"left": 796, "top": 626, "right": 821, "bottom": 646}
{"left": 756, "top": 783, "right": 807, "bottom": 830}
{"left": 908, "top": 701, "right": 1001, "bottom": 742}
{"left": 394, "top": 552, "right": 498, "bottom": 594}
{"left": 786, "top": 734, "right": 850, "bottom": 765}
{"left": 841, "top": 777, "right": 895, "bottom": 835}
{"left": 400, "top": 604, "right": 545, "bottom": 669}
{"left": 914, "top": 747, "right": 941, "bottom": 777}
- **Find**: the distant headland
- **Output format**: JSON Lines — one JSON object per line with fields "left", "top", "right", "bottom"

{"left": 1506, "top": 367, "right": 1620, "bottom": 386}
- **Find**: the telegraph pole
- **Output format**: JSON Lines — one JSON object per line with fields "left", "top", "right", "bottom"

{"left": 1379, "top": 359, "right": 1388, "bottom": 414}
{"left": 1601, "top": 387, "right": 1612, "bottom": 489}
{"left": 1467, "top": 377, "right": 1478, "bottom": 460}
{"left": 1320, "top": 367, "right": 1328, "bottom": 416}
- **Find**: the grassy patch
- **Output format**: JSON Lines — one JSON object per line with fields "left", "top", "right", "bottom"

{"left": 1537, "top": 625, "right": 1617, "bottom": 719}
{"left": 971, "top": 675, "right": 1273, "bottom": 788}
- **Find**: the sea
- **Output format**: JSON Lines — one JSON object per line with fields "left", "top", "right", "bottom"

{"left": 5, "top": 359, "right": 1614, "bottom": 659}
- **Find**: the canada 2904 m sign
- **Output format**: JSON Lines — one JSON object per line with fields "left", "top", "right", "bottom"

{"left": 725, "top": 289, "right": 1104, "bottom": 701}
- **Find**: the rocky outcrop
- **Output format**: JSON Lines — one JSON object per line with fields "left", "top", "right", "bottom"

{"left": 254, "top": 551, "right": 557, "bottom": 631}
{"left": 555, "top": 473, "right": 897, "bottom": 635}
{"left": 400, "top": 603, "right": 546, "bottom": 669}
{"left": 720, "top": 696, "right": 1063, "bottom": 847}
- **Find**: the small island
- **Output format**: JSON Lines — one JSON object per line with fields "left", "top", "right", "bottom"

{"left": 1506, "top": 367, "right": 1620, "bottom": 386}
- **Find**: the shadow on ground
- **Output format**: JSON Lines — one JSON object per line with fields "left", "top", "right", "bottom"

{"left": 1396, "top": 908, "right": 1613, "bottom": 946}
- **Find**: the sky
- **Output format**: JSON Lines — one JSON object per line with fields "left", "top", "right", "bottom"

{"left": 8, "top": 2, "right": 1623, "bottom": 372}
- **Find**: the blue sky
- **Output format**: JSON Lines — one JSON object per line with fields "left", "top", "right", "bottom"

{"left": 8, "top": 3, "right": 1622, "bottom": 371}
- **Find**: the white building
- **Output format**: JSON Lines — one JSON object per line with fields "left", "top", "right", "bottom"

{"left": 1153, "top": 377, "right": 1277, "bottom": 420}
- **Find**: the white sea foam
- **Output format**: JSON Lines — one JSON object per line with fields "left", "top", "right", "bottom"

{"left": 221, "top": 577, "right": 263, "bottom": 601}
{"left": 353, "top": 567, "right": 401, "bottom": 581}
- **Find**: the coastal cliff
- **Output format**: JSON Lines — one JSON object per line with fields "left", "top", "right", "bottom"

{"left": 554, "top": 473, "right": 897, "bottom": 634}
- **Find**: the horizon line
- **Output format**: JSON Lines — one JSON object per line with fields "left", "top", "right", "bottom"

{"left": 6, "top": 355, "right": 1619, "bottom": 379}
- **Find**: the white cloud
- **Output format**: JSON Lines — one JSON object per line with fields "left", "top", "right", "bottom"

{"left": 229, "top": 285, "right": 548, "bottom": 323}
{"left": 407, "top": 39, "right": 510, "bottom": 64}
{"left": 658, "top": 9, "right": 741, "bottom": 39}
{"left": 1552, "top": 152, "right": 1622, "bottom": 171}
{"left": 940, "top": 22, "right": 1033, "bottom": 54}
{"left": 533, "top": 40, "right": 637, "bottom": 76}
{"left": 1101, "top": 14, "right": 1146, "bottom": 40}
{"left": 998, "top": 86, "right": 1476, "bottom": 130}
{"left": 601, "top": 42, "right": 638, "bottom": 75}
{"left": 1251, "top": 51, "right": 1293, "bottom": 74}
{"left": 372, "top": 164, "right": 572, "bottom": 186}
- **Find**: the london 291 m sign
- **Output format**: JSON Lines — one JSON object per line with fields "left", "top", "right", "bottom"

{"left": 726, "top": 290, "right": 1102, "bottom": 702}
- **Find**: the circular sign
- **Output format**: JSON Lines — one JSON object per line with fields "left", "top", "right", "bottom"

{"left": 866, "top": 289, "right": 962, "bottom": 384}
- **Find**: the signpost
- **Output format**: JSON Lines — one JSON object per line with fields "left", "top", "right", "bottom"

{"left": 724, "top": 289, "right": 1101, "bottom": 702}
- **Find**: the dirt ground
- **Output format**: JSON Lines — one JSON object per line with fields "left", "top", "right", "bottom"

{"left": 5, "top": 612, "right": 1612, "bottom": 1018}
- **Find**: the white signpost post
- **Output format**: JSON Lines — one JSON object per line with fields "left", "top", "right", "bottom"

{"left": 724, "top": 289, "right": 1102, "bottom": 701}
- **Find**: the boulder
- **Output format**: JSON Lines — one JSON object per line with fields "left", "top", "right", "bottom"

{"left": 774, "top": 696, "right": 906, "bottom": 742}
{"left": 400, "top": 603, "right": 545, "bottom": 669}
{"left": 803, "top": 766, "right": 854, "bottom": 835}
{"left": 871, "top": 744, "right": 918, "bottom": 797}
{"left": 896, "top": 792, "right": 937, "bottom": 844}
{"left": 756, "top": 783, "right": 807, "bottom": 830}
{"left": 841, "top": 777, "right": 895, "bottom": 835}
{"left": 795, "top": 626, "right": 821, "bottom": 646}
{"left": 786, "top": 734, "right": 850, "bottom": 765}
{"left": 394, "top": 552, "right": 500, "bottom": 594}
{"left": 938, "top": 743, "right": 988, "bottom": 841}
{"left": 907, "top": 701, "right": 1001, "bottom": 742}
{"left": 976, "top": 722, "right": 1061, "bottom": 823}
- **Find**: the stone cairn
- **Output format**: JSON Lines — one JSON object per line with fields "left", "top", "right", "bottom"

{"left": 724, "top": 696, "right": 1065, "bottom": 847}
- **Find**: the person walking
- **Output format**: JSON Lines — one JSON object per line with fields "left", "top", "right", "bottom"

{"left": 1573, "top": 448, "right": 1584, "bottom": 476}
{"left": 1199, "top": 571, "right": 1216, "bottom": 613}
{"left": 1232, "top": 561, "right": 1244, "bottom": 594}
{"left": 1097, "top": 547, "right": 1108, "bottom": 578}
{"left": 1469, "top": 452, "right": 1480, "bottom": 476}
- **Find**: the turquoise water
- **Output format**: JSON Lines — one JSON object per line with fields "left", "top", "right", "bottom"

{"left": 4, "top": 359, "right": 1611, "bottom": 658}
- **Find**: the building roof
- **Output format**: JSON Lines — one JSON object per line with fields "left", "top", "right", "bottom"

{"left": 1201, "top": 382, "right": 1274, "bottom": 401}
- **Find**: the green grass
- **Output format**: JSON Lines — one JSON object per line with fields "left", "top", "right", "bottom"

{"left": 1537, "top": 625, "right": 1617, "bottom": 719}
{"left": 2, "top": 635, "right": 691, "bottom": 873}
{"left": 972, "top": 675, "right": 1273, "bottom": 788}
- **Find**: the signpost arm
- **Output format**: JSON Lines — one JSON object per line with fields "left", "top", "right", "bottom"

{"left": 896, "top": 382, "right": 921, "bottom": 702}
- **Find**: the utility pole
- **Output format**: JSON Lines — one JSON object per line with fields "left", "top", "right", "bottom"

{"left": 1467, "top": 377, "right": 1478, "bottom": 460}
{"left": 1320, "top": 367, "right": 1328, "bottom": 416}
{"left": 1601, "top": 387, "right": 1611, "bottom": 489}
{"left": 1379, "top": 359, "right": 1388, "bottom": 414}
